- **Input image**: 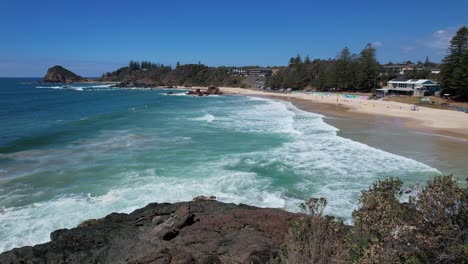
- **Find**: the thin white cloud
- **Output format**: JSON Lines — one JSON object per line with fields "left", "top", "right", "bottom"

{"left": 401, "top": 46, "right": 415, "bottom": 52}
{"left": 372, "top": 41, "right": 383, "bottom": 48}
{"left": 422, "top": 27, "right": 456, "bottom": 50}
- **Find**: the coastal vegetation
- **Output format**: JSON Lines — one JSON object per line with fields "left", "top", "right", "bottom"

{"left": 267, "top": 44, "right": 381, "bottom": 91}
{"left": 101, "top": 61, "right": 244, "bottom": 87}
{"left": 276, "top": 175, "right": 467, "bottom": 264}
{"left": 440, "top": 26, "right": 468, "bottom": 101}
{"left": 267, "top": 25, "right": 467, "bottom": 100}
{"left": 266, "top": 45, "right": 442, "bottom": 93}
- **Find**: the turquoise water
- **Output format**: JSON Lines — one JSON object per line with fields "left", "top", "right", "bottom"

{"left": 0, "top": 78, "right": 438, "bottom": 252}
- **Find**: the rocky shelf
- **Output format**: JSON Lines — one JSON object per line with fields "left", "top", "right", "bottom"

{"left": 0, "top": 198, "right": 301, "bottom": 264}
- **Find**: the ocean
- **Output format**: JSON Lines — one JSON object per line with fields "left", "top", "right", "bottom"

{"left": 0, "top": 78, "right": 439, "bottom": 253}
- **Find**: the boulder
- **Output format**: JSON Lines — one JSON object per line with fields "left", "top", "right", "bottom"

{"left": 206, "top": 86, "right": 222, "bottom": 95}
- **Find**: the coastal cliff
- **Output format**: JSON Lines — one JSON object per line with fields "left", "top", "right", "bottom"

{"left": 0, "top": 199, "right": 300, "bottom": 264}
{"left": 43, "top": 65, "right": 85, "bottom": 83}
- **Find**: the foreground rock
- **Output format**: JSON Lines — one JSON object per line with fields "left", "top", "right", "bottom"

{"left": 0, "top": 200, "right": 301, "bottom": 264}
{"left": 43, "top": 65, "right": 85, "bottom": 83}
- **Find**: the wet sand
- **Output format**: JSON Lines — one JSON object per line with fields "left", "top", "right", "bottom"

{"left": 261, "top": 95, "right": 468, "bottom": 178}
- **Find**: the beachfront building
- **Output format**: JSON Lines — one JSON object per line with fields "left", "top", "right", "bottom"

{"left": 376, "top": 78, "right": 439, "bottom": 97}
{"left": 245, "top": 68, "right": 272, "bottom": 77}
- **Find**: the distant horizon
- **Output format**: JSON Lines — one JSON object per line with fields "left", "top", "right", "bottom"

{"left": 1, "top": 0, "right": 467, "bottom": 77}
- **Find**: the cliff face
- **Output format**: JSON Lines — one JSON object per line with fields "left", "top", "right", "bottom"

{"left": 0, "top": 199, "right": 301, "bottom": 264}
{"left": 43, "top": 65, "right": 85, "bottom": 83}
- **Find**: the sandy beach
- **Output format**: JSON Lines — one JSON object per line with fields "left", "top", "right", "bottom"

{"left": 214, "top": 87, "right": 468, "bottom": 140}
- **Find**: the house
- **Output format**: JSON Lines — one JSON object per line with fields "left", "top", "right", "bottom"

{"left": 245, "top": 68, "right": 272, "bottom": 77}
{"left": 376, "top": 78, "right": 439, "bottom": 97}
{"left": 382, "top": 64, "right": 422, "bottom": 75}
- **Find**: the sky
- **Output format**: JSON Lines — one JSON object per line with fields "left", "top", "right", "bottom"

{"left": 0, "top": 0, "right": 467, "bottom": 77}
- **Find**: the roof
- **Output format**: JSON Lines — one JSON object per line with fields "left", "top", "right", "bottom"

{"left": 246, "top": 68, "right": 272, "bottom": 71}
{"left": 391, "top": 77, "right": 408, "bottom": 82}
{"left": 388, "top": 79, "right": 438, "bottom": 85}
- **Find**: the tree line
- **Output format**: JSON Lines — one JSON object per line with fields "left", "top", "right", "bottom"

{"left": 267, "top": 43, "right": 380, "bottom": 92}
{"left": 268, "top": 26, "right": 467, "bottom": 101}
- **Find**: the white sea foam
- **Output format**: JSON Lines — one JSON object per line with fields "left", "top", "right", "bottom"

{"left": 35, "top": 84, "right": 113, "bottom": 92}
{"left": 212, "top": 97, "right": 438, "bottom": 219}
{"left": 191, "top": 113, "right": 216, "bottom": 123}
{"left": 35, "top": 86, "right": 65, "bottom": 89}
{"left": 0, "top": 167, "right": 298, "bottom": 253}
{"left": 0, "top": 96, "right": 440, "bottom": 253}
{"left": 36, "top": 86, "right": 84, "bottom": 91}
{"left": 166, "top": 92, "right": 187, "bottom": 96}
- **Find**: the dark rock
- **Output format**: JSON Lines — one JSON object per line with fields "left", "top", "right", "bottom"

{"left": 115, "top": 79, "right": 159, "bottom": 88}
{"left": 192, "top": 195, "right": 216, "bottom": 201}
{"left": 206, "top": 86, "right": 222, "bottom": 95}
{"left": 43, "top": 65, "right": 85, "bottom": 83}
{"left": 0, "top": 200, "right": 301, "bottom": 264}
{"left": 78, "top": 218, "right": 98, "bottom": 227}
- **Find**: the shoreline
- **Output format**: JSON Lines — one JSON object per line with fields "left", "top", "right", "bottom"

{"left": 216, "top": 87, "right": 468, "bottom": 141}
{"left": 213, "top": 87, "right": 468, "bottom": 176}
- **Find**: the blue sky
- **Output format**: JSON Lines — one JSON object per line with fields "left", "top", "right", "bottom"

{"left": 1, "top": 0, "right": 467, "bottom": 77}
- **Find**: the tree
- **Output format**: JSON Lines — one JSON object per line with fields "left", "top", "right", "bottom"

{"left": 424, "top": 56, "right": 430, "bottom": 67}
{"left": 357, "top": 43, "right": 380, "bottom": 91}
{"left": 440, "top": 26, "right": 468, "bottom": 100}
{"left": 335, "top": 47, "right": 355, "bottom": 89}
{"left": 452, "top": 49, "right": 468, "bottom": 100}
{"left": 128, "top": 60, "right": 140, "bottom": 71}
{"left": 293, "top": 54, "right": 302, "bottom": 66}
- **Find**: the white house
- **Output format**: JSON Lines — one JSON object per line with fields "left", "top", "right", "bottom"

{"left": 376, "top": 79, "right": 439, "bottom": 97}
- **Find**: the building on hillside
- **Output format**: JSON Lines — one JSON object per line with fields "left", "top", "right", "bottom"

{"left": 229, "top": 68, "right": 247, "bottom": 76}
{"left": 376, "top": 78, "right": 439, "bottom": 97}
{"left": 382, "top": 64, "right": 415, "bottom": 75}
{"left": 245, "top": 68, "right": 272, "bottom": 77}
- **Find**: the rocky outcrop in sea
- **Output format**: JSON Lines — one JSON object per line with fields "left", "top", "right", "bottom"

{"left": 43, "top": 65, "right": 85, "bottom": 83}
{"left": 0, "top": 199, "right": 301, "bottom": 264}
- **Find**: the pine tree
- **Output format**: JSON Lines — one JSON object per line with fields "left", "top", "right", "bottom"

{"left": 440, "top": 26, "right": 468, "bottom": 95}
{"left": 452, "top": 49, "right": 468, "bottom": 100}
{"left": 293, "top": 54, "right": 302, "bottom": 65}
{"left": 357, "top": 43, "right": 380, "bottom": 91}
{"left": 424, "top": 56, "right": 430, "bottom": 67}
{"left": 336, "top": 47, "right": 352, "bottom": 89}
